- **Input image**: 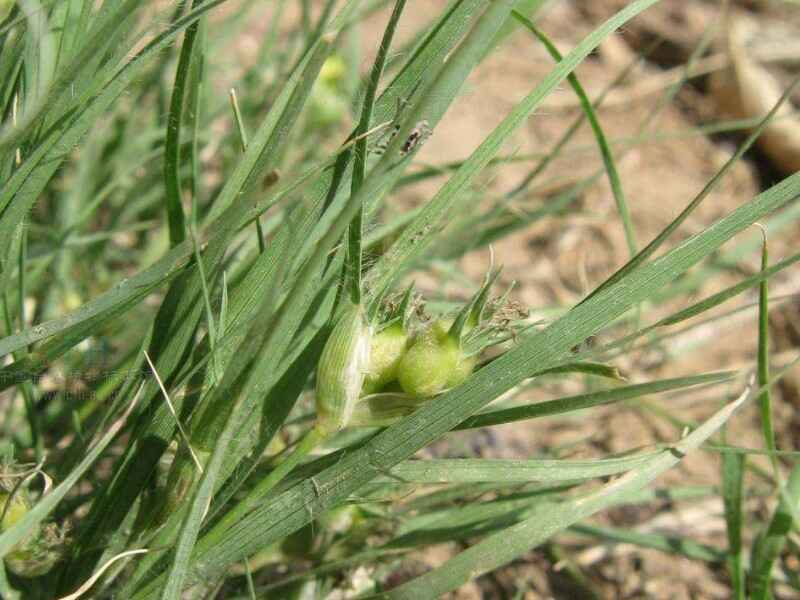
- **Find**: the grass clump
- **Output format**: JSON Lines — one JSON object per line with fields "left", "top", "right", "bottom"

{"left": 0, "top": 0, "right": 798, "bottom": 598}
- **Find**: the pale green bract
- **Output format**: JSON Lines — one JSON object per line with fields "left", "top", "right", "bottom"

{"left": 315, "top": 302, "right": 372, "bottom": 435}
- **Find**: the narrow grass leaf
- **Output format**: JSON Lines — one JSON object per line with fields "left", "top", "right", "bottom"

{"left": 382, "top": 383, "right": 751, "bottom": 597}
{"left": 749, "top": 232, "right": 800, "bottom": 600}
{"left": 579, "top": 74, "right": 800, "bottom": 307}
{"left": 571, "top": 523, "right": 725, "bottom": 563}
{"left": 182, "top": 170, "right": 799, "bottom": 585}
{"left": 537, "top": 361, "right": 626, "bottom": 381}
{"left": 598, "top": 250, "right": 800, "bottom": 358}
{"left": 369, "top": 0, "right": 661, "bottom": 299}
{"left": 722, "top": 447, "right": 745, "bottom": 599}
{"left": 158, "top": 377, "right": 250, "bottom": 599}
{"left": 347, "top": 0, "right": 408, "bottom": 304}
{"left": 163, "top": 0, "right": 206, "bottom": 246}
{"left": 512, "top": 11, "right": 636, "bottom": 256}
{"left": 456, "top": 372, "right": 733, "bottom": 430}
{"left": 381, "top": 454, "right": 661, "bottom": 484}
{"left": 749, "top": 464, "right": 800, "bottom": 600}
{"left": 755, "top": 230, "right": 777, "bottom": 466}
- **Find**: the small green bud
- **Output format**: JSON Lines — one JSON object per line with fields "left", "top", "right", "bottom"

{"left": 0, "top": 0, "right": 13, "bottom": 22}
{"left": 361, "top": 323, "right": 408, "bottom": 395}
{"left": 316, "top": 303, "right": 372, "bottom": 435}
{"left": 0, "top": 491, "right": 30, "bottom": 532}
{"left": 430, "top": 319, "right": 477, "bottom": 387}
{"left": 396, "top": 322, "right": 461, "bottom": 398}
{"left": 319, "top": 55, "right": 347, "bottom": 86}
{"left": 395, "top": 316, "right": 479, "bottom": 398}
{"left": 1, "top": 491, "right": 65, "bottom": 577}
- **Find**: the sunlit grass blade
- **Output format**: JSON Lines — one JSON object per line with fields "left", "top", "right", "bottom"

{"left": 755, "top": 229, "right": 776, "bottom": 468}
{"left": 180, "top": 170, "right": 800, "bottom": 585}
{"left": 381, "top": 453, "right": 662, "bottom": 484}
{"left": 163, "top": 0, "right": 206, "bottom": 247}
{"left": 537, "top": 361, "right": 626, "bottom": 381}
{"left": 595, "top": 249, "right": 800, "bottom": 358}
{"left": 748, "top": 230, "right": 799, "bottom": 600}
{"left": 722, "top": 442, "right": 746, "bottom": 599}
{"left": 512, "top": 11, "right": 636, "bottom": 257}
{"left": 383, "top": 383, "right": 752, "bottom": 597}
{"left": 228, "top": 88, "right": 265, "bottom": 253}
{"left": 158, "top": 377, "right": 249, "bottom": 599}
{"left": 749, "top": 465, "right": 800, "bottom": 600}
{"left": 579, "top": 73, "right": 800, "bottom": 307}
{"left": 347, "top": 0, "right": 408, "bottom": 305}
{"left": 368, "top": 0, "right": 661, "bottom": 300}
{"left": 456, "top": 372, "right": 733, "bottom": 430}
{"left": 571, "top": 523, "right": 725, "bottom": 563}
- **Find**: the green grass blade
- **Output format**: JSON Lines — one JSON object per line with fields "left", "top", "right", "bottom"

{"left": 657, "top": 251, "right": 800, "bottom": 328}
{"left": 228, "top": 88, "right": 264, "bottom": 252}
{"left": 368, "top": 0, "right": 661, "bottom": 300}
{"left": 511, "top": 11, "right": 636, "bottom": 257}
{"left": 456, "top": 372, "right": 733, "bottom": 430}
{"left": 595, "top": 249, "right": 800, "bottom": 358}
{"left": 749, "top": 231, "right": 799, "bottom": 600}
{"left": 163, "top": 0, "right": 206, "bottom": 247}
{"left": 722, "top": 446, "right": 746, "bottom": 599}
{"left": 189, "top": 227, "right": 220, "bottom": 381}
{"left": 756, "top": 231, "right": 776, "bottom": 465}
{"left": 382, "top": 384, "right": 751, "bottom": 598}
{"left": 182, "top": 170, "right": 800, "bottom": 584}
{"left": 571, "top": 523, "right": 725, "bottom": 563}
{"left": 381, "top": 454, "right": 661, "bottom": 484}
{"left": 537, "top": 361, "right": 625, "bottom": 381}
{"left": 158, "top": 380, "right": 251, "bottom": 598}
{"left": 578, "top": 73, "right": 800, "bottom": 307}
{"left": 502, "top": 39, "right": 659, "bottom": 200}
{"left": 750, "top": 464, "right": 800, "bottom": 600}
{"left": 347, "top": 0, "right": 408, "bottom": 305}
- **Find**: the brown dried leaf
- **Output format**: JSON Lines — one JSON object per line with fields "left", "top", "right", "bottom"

{"left": 710, "top": 14, "right": 800, "bottom": 175}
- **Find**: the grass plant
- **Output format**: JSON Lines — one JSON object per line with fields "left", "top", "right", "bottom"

{"left": 0, "top": 0, "right": 798, "bottom": 598}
